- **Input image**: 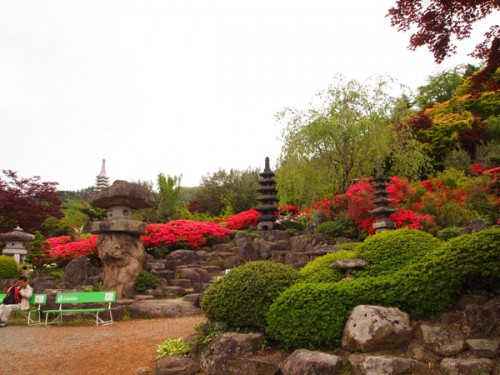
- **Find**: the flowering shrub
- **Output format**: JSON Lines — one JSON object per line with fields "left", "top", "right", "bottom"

{"left": 219, "top": 209, "right": 261, "bottom": 230}
{"left": 45, "top": 235, "right": 99, "bottom": 267}
{"left": 142, "top": 220, "right": 232, "bottom": 250}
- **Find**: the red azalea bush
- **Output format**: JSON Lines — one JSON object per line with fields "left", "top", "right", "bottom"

{"left": 142, "top": 220, "right": 232, "bottom": 250}
{"left": 44, "top": 235, "right": 100, "bottom": 267}
{"left": 220, "top": 209, "right": 261, "bottom": 230}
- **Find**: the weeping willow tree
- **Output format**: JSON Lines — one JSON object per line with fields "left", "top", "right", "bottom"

{"left": 276, "top": 76, "right": 427, "bottom": 206}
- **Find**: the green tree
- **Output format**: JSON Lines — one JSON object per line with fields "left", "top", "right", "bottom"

{"left": 155, "top": 173, "right": 183, "bottom": 222}
{"left": 414, "top": 66, "right": 476, "bottom": 110}
{"left": 276, "top": 76, "right": 420, "bottom": 206}
{"left": 191, "top": 168, "right": 259, "bottom": 216}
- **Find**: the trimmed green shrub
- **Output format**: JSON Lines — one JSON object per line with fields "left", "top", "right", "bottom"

{"left": 315, "top": 220, "right": 344, "bottom": 237}
{"left": 299, "top": 250, "right": 357, "bottom": 283}
{"left": 266, "top": 277, "right": 397, "bottom": 349}
{"left": 437, "top": 227, "right": 464, "bottom": 241}
{"left": 395, "top": 227, "right": 500, "bottom": 318}
{"left": 353, "top": 228, "right": 441, "bottom": 277}
{"left": 200, "top": 261, "right": 301, "bottom": 330}
{"left": 0, "top": 256, "right": 19, "bottom": 280}
{"left": 133, "top": 270, "right": 159, "bottom": 292}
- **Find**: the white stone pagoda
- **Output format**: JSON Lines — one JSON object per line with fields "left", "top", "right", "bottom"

{"left": 95, "top": 159, "right": 110, "bottom": 191}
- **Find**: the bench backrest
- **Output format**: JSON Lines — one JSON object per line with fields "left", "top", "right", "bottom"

{"left": 55, "top": 291, "right": 116, "bottom": 305}
{"left": 1, "top": 293, "right": 46, "bottom": 305}
{"left": 30, "top": 294, "right": 47, "bottom": 304}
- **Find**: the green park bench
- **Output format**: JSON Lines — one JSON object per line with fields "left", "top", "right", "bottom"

{"left": 43, "top": 291, "right": 116, "bottom": 327}
{"left": 0, "top": 293, "right": 48, "bottom": 325}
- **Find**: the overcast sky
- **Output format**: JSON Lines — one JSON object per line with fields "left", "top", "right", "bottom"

{"left": 1, "top": 1, "right": 496, "bottom": 191}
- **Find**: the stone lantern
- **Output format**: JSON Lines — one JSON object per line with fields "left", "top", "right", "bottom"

{"left": 368, "top": 160, "right": 397, "bottom": 232}
{"left": 0, "top": 227, "right": 35, "bottom": 264}
{"left": 89, "top": 180, "right": 154, "bottom": 298}
{"left": 255, "top": 157, "right": 279, "bottom": 230}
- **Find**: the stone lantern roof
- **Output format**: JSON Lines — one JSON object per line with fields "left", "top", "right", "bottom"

{"left": 0, "top": 226, "right": 35, "bottom": 242}
{"left": 89, "top": 180, "right": 155, "bottom": 209}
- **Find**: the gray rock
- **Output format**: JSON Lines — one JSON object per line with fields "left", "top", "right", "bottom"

{"left": 62, "top": 256, "right": 99, "bottom": 288}
{"left": 168, "top": 279, "right": 192, "bottom": 289}
{"left": 164, "top": 286, "right": 188, "bottom": 297}
{"left": 129, "top": 299, "right": 201, "bottom": 319}
{"left": 253, "top": 230, "right": 291, "bottom": 242}
{"left": 281, "top": 349, "right": 343, "bottom": 375}
{"left": 176, "top": 268, "right": 212, "bottom": 284}
{"left": 200, "top": 332, "right": 265, "bottom": 375}
{"left": 465, "top": 339, "right": 499, "bottom": 358}
{"left": 342, "top": 305, "right": 413, "bottom": 352}
{"left": 239, "top": 242, "right": 259, "bottom": 261}
{"left": 155, "top": 356, "right": 200, "bottom": 375}
{"left": 461, "top": 296, "right": 500, "bottom": 338}
{"left": 290, "top": 235, "right": 314, "bottom": 253}
{"left": 420, "top": 324, "right": 466, "bottom": 356}
{"left": 166, "top": 250, "right": 200, "bottom": 266}
{"left": 440, "top": 358, "right": 495, "bottom": 375}
{"left": 349, "top": 355, "right": 424, "bottom": 375}
{"left": 223, "top": 255, "right": 245, "bottom": 269}
{"left": 234, "top": 232, "right": 253, "bottom": 248}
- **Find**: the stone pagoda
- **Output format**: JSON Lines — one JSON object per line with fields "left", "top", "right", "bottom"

{"left": 0, "top": 227, "right": 35, "bottom": 264}
{"left": 95, "top": 159, "right": 110, "bottom": 191}
{"left": 255, "top": 157, "right": 279, "bottom": 230}
{"left": 89, "top": 180, "right": 154, "bottom": 298}
{"left": 368, "top": 160, "right": 397, "bottom": 232}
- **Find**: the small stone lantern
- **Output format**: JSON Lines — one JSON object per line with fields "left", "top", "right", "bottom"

{"left": 255, "top": 157, "right": 279, "bottom": 230}
{"left": 89, "top": 180, "right": 155, "bottom": 298}
{"left": 0, "top": 227, "right": 35, "bottom": 264}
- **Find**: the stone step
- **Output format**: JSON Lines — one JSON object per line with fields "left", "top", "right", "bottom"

{"left": 168, "top": 278, "right": 192, "bottom": 288}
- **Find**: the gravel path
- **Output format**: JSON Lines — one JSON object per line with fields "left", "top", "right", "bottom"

{"left": 1, "top": 316, "right": 206, "bottom": 375}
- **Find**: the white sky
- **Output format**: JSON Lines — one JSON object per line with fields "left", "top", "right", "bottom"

{"left": 1, "top": 1, "right": 496, "bottom": 190}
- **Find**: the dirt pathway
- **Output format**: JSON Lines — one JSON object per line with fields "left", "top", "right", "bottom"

{"left": 1, "top": 316, "right": 206, "bottom": 375}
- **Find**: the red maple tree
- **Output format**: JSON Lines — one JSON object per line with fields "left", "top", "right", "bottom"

{"left": 0, "top": 170, "right": 63, "bottom": 233}
{"left": 387, "top": 0, "right": 499, "bottom": 86}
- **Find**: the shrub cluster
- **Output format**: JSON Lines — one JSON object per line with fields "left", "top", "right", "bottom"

{"left": 200, "top": 261, "right": 301, "bottom": 330}
{"left": 353, "top": 228, "right": 441, "bottom": 277}
{"left": 0, "top": 255, "right": 18, "bottom": 280}
{"left": 265, "top": 227, "right": 500, "bottom": 349}
{"left": 133, "top": 270, "right": 160, "bottom": 292}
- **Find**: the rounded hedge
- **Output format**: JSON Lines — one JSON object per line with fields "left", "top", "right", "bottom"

{"left": 200, "top": 261, "right": 301, "bottom": 330}
{"left": 394, "top": 227, "right": 500, "bottom": 318}
{"left": 0, "top": 256, "right": 19, "bottom": 280}
{"left": 353, "top": 228, "right": 441, "bottom": 277}
{"left": 299, "top": 250, "right": 357, "bottom": 283}
{"left": 266, "top": 277, "right": 397, "bottom": 349}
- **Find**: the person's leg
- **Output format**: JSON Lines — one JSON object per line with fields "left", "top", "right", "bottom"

{"left": 0, "top": 304, "right": 19, "bottom": 326}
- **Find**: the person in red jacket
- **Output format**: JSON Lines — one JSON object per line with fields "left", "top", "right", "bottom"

{"left": 0, "top": 276, "right": 33, "bottom": 327}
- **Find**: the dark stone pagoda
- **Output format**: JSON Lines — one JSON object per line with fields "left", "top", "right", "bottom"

{"left": 255, "top": 157, "right": 279, "bottom": 230}
{"left": 368, "top": 160, "right": 397, "bottom": 232}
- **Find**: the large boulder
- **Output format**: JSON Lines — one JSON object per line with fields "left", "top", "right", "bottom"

{"left": 129, "top": 299, "right": 201, "bottom": 319}
{"left": 176, "top": 268, "right": 212, "bottom": 284}
{"left": 348, "top": 355, "right": 424, "bottom": 375}
{"left": 465, "top": 339, "right": 499, "bottom": 358}
{"left": 62, "top": 256, "right": 100, "bottom": 288}
{"left": 420, "top": 324, "right": 466, "bottom": 356}
{"left": 342, "top": 305, "right": 413, "bottom": 352}
{"left": 155, "top": 356, "right": 200, "bottom": 375}
{"left": 461, "top": 296, "right": 500, "bottom": 338}
{"left": 166, "top": 250, "right": 200, "bottom": 266}
{"left": 280, "top": 349, "right": 343, "bottom": 375}
{"left": 200, "top": 332, "right": 265, "bottom": 375}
